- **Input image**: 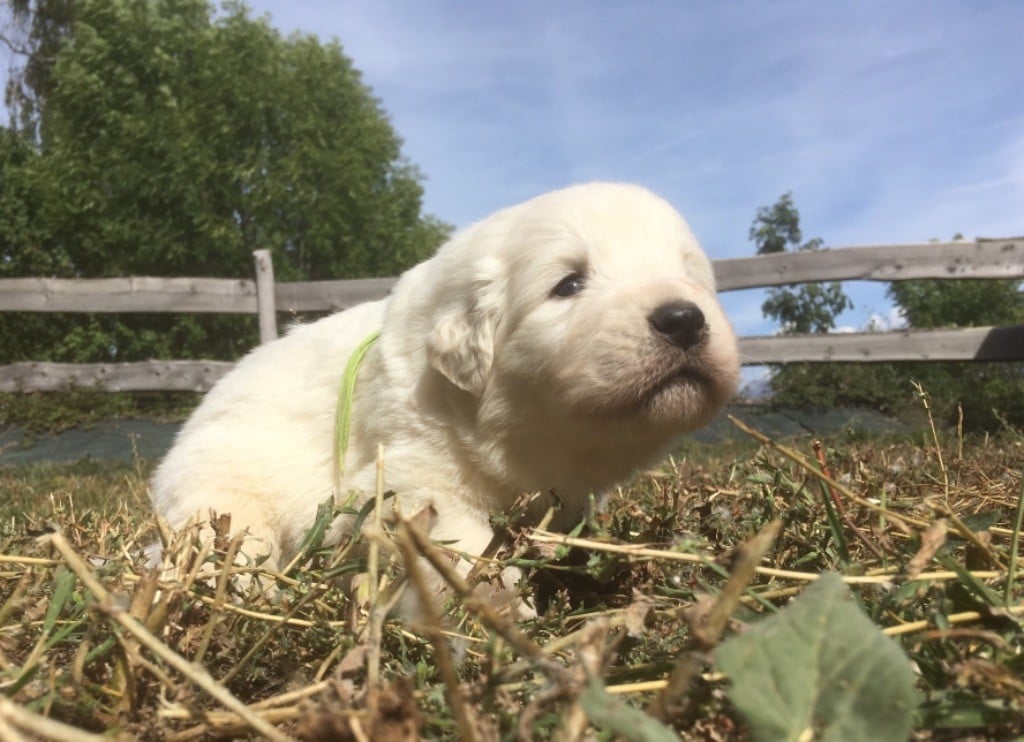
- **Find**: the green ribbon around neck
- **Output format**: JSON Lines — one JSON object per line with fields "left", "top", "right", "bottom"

{"left": 334, "top": 329, "right": 381, "bottom": 485}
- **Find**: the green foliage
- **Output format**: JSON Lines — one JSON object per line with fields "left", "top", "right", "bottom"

{"left": 0, "top": 389, "right": 198, "bottom": 435}
{"left": 887, "top": 272, "right": 1024, "bottom": 429}
{"left": 3, "top": 0, "right": 77, "bottom": 134}
{"left": 0, "top": 0, "right": 451, "bottom": 363}
{"left": 749, "top": 193, "right": 855, "bottom": 408}
{"left": 750, "top": 194, "right": 1024, "bottom": 429}
{"left": 750, "top": 193, "right": 851, "bottom": 334}
{"left": 762, "top": 361, "right": 924, "bottom": 414}
{"left": 579, "top": 677, "right": 678, "bottom": 741}
{"left": 716, "top": 573, "right": 917, "bottom": 742}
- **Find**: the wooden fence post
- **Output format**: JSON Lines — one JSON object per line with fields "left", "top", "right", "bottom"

{"left": 253, "top": 249, "right": 278, "bottom": 344}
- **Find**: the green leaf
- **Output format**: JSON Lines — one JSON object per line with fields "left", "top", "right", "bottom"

{"left": 715, "top": 572, "right": 917, "bottom": 742}
{"left": 43, "top": 567, "right": 77, "bottom": 634}
{"left": 957, "top": 510, "right": 1004, "bottom": 533}
{"left": 578, "top": 676, "right": 678, "bottom": 742}
{"left": 915, "top": 695, "right": 1020, "bottom": 730}
{"left": 293, "top": 497, "right": 339, "bottom": 562}
{"left": 936, "top": 554, "right": 1002, "bottom": 608}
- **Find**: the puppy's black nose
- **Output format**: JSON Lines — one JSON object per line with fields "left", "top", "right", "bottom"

{"left": 649, "top": 301, "right": 706, "bottom": 349}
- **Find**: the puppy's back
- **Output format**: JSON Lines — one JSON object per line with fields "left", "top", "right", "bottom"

{"left": 150, "top": 299, "right": 386, "bottom": 563}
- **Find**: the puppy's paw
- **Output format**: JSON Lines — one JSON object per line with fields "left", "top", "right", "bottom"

{"left": 467, "top": 564, "right": 536, "bottom": 619}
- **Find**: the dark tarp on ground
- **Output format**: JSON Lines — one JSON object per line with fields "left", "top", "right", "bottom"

{"left": 0, "top": 419, "right": 180, "bottom": 465}
{"left": 0, "top": 406, "right": 912, "bottom": 466}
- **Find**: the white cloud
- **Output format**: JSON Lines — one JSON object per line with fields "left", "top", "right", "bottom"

{"left": 870, "top": 306, "right": 908, "bottom": 332}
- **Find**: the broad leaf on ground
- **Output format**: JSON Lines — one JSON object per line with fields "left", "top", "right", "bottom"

{"left": 579, "top": 677, "right": 678, "bottom": 742}
{"left": 715, "top": 572, "right": 917, "bottom": 742}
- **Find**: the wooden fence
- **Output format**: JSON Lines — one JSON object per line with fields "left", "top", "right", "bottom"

{"left": 1, "top": 239, "right": 1022, "bottom": 392}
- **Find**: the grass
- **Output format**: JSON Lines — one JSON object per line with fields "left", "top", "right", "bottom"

{"left": 0, "top": 390, "right": 198, "bottom": 437}
{"left": 0, "top": 408, "right": 1022, "bottom": 739}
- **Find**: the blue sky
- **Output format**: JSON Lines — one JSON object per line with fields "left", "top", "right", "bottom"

{"left": 242, "top": 0, "right": 1024, "bottom": 351}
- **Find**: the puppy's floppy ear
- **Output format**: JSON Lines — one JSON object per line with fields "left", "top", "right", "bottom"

{"left": 427, "top": 279, "right": 501, "bottom": 397}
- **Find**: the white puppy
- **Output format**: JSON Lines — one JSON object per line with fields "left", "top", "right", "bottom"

{"left": 151, "top": 183, "right": 740, "bottom": 593}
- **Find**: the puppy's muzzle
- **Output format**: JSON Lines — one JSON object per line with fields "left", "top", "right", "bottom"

{"left": 648, "top": 301, "right": 706, "bottom": 349}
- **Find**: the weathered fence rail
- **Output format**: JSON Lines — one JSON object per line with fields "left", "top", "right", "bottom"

{"left": 741, "top": 325, "right": 1024, "bottom": 364}
{"left": 0, "top": 361, "right": 235, "bottom": 393}
{"left": 3, "top": 240, "right": 1020, "bottom": 312}
{"left": 714, "top": 238, "right": 1024, "bottom": 289}
{"left": 1, "top": 239, "right": 1022, "bottom": 392}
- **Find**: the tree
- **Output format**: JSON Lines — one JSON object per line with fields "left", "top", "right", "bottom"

{"left": 748, "top": 193, "right": 1024, "bottom": 428}
{"left": 0, "top": 0, "right": 451, "bottom": 363}
{"left": 749, "top": 194, "right": 858, "bottom": 405}
{"left": 751, "top": 194, "right": 852, "bottom": 334}
{"left": 885, "top": 249, "right": 1024, "bottom": 428}
{"left": 2, "top": 0, "right": 76, "bottom": 134}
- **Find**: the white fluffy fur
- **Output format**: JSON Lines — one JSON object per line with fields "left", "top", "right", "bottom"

{"left": 151, "top": 183, "right": 740, "bottom": 583}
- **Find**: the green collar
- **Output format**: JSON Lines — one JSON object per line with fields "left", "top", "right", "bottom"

{"left": 334, "top": 329, "right": 381, "bottom": 485}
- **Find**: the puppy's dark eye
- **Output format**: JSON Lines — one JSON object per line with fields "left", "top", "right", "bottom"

{"left": 552, "top": 273, "right": 586, "bottom": 298}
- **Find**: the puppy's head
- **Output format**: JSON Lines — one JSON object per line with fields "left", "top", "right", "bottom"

{"left": 425, "top": 182, "right": 739, "bottom": 434}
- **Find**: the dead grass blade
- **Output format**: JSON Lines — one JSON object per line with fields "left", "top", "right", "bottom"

{"left": 44, "top": 532, "right": 293, "bottom": 742}
{"left": 395, "top": 509, "right": 483, "bottom": 742}
{"left": 648, "top": 519, "right": 781, "bottom": 722}
{"left": 0, "top": 695, "right": 113, "bottom": 742}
